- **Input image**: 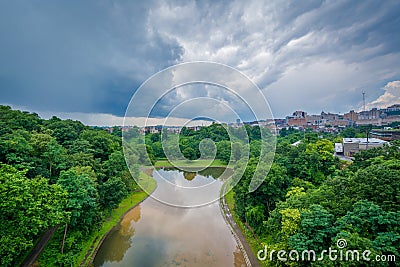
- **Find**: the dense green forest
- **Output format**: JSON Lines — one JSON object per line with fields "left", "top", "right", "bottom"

{"left": 1, "top": 105, "right": 399, "bottom": 266}
{"left": 233, "top": 131, "right": 400, "bottom": 266}
{"left": 0, "top": 106, "right": 140, "bottom": 266}
{"left": 141, "top": 123, "right": 267, "bottom": 163}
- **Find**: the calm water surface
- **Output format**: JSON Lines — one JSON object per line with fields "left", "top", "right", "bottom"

{"left": 93, "top": 167, "right": 245, "bottom": 267}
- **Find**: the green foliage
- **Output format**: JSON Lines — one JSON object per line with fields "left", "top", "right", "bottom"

{"left": 151, "top": 141, "right": 165, "bottom": 158}
{"left": 45, "top": 118, "right": 84, "bottom": 146}
{"left": 231, "top": 142, "right": 242, "bottom": 161}
{"left": 102, "top": 151, "right": 128, "bottom": 178}
{"left": 0, "top": 105, "right": 146, "bottom": 265}
{"left": 57, "top": 169, "right": 99, "bottom": 233}
{"left": 289, "top": 205, "right": 334, "bottom": 251}
{"left": 124, "top": 126, "right": 140, "bottom": 139}
{"left": 143, "top": 123, "right": 253, "bottom": 163}
{"left": 228, "top": 124, "right": 400, "bottom": 265}
{"left": 199, "top": 138, "right": 217, "bottom": 158}
{"left": 342, "top": 127, "right": 357, "bottom": 138}
{"left": 80, "top": 129, "right": 120, "bottom": 161}
{"left": 334, "top": 200, "right": 400, "bottom": 264}
{"left": 0, "top": 105, "right": 41, "bottom": 133}
{"left": 99, "top": 177, "right": 127, "bottom": 210}
{"left": 0, "top": 164, "right": 68, "bottom": 266}
{"left": 280, "top": 208, "right": 301, "bottom": 239}
{"left": 216, "top": 140, "right": 231, "bottom": 163}
{"left": 346, "top": 160, "right": 400, "bottom": 211}
{"left": 29, "top": 132, "right": 68, "bottom": 178}
{"left": 0, "top": 129, "right": 33, "bottom": 170}
{"left": 2, "top": 105, "right": 399, "bottom": 265}
{"left": 336, "top": 200, "right": 399, "bottom": 239}
{"left": 182, "top": 147, "right": 197, "bottom": 160}
{"left": 245, "top": 205, "right": 265, "bottom": 235}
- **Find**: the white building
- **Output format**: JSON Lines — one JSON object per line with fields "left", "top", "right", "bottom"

{"left": 335, "top": 143, "right": 343, "bottom": 154}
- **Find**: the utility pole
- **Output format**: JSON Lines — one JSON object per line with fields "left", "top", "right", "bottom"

{"left": 362, "top": 91, "right": 369, "bottom": 150}
{"left": 362, "top": 91, "right": 366, "bottom": 112}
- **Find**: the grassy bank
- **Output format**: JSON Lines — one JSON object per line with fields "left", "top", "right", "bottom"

{"left": 225, "top": 189, "right": 265, "bottom": 266}
{"left": 76, "top": 172, "right": 156, "bottom": 266}
{"left": 154, "top": 159, "right": 226, "bottom": 167}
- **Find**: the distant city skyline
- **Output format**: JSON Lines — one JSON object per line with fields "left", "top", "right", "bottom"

{"left": 3, "top": 102, "right": 399, "bottom": 128}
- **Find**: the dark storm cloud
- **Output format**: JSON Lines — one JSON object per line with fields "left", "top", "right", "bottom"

{"left": 0, "top": 0, "right": 183, "bottom": 116}
{"left": 1, "top": 0, "right": 399, "bottom": 121}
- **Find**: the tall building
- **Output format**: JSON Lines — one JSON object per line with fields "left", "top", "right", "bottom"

{"left": 344, "top": 110, "right": 358, "bottom": 122}
{"left": 293, "top": 110, "right": 307, "bottom": 118}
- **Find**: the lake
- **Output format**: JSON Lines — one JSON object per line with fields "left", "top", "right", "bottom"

{"left": 93, "top": 167, "right": 245, "bottom": 267}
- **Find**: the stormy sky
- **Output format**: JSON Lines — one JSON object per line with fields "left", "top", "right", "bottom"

{"left": 1, "top": 0, "right": 399, "bottom": 125}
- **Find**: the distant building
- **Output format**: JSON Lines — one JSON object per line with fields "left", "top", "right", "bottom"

{"left": 286, "top": 111, "right": 307, "bottom": 127}
{"left": 187, "top": 125, "right": 201, "bottom": 131}
{"left": 370, "top": 129, "right": 400, "bottom": 141}
{"left": 342, "top": 138, "right": 388, "bottom": 157}
{"left": 306, "top": 114, "right": 322, "bottom": 126}
{"left": 293, "top": 110, "right": 307, "bottom": 118}
{"left": 274, "top": 119, "right": 286, "bottom": 126}
{"left": 382, "top": 104, "right": 400, "bottom": 116}
{"left": 344, "top": 110, "right": 358, "bottom": 123}
{"left": 328, "top": 119, "right": 350, "bottom": 127}
{"left": 145, "top": 125, "right": 163, "bottom": 134}
{"left": 335, "top": 143, "right": 343, "bottom": 154}
{"left": 287, "top": 117, "right": 307, "bottom": 127}
{"left": 355, "top": 104, "right": 400, "bottom": 126}
{"left": 320, "top": 111, "right": 338, "bottom": 121}
{"left": 285, "top": 110, "right": 350, "bottom": 128}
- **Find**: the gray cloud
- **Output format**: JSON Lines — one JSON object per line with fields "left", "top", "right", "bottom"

{"left": 150, "top": 0, "right": 400, "bottom": 117}
{"left": 0, "top": 1, "right": 183, "bottom": 116}
{"left": 1, "top": 0, "right": 399, "bottom": 121}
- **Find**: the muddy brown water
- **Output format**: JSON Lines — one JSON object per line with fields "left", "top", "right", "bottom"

{"left": 93, "top": 167, "right": 245, "bottom": 267}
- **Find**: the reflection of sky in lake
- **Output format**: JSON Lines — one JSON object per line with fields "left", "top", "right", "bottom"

{"left": 150, "top": 167, "right": 233, "bottom": 207}
{"left": 156, "top": 168, "right": 216, "bottom": 187}
{"left": 151, "top": 169, "right": 221, "bottom": 207}
{"left": 94, "top": 168, "right": 245, "bottom": 267}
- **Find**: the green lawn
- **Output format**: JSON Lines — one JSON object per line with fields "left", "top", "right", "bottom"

{"left": 154, "top": 159, "right": 226, "bottom": 167}
{"left": 76, "top": 172, "right": 156, "bottom": 266}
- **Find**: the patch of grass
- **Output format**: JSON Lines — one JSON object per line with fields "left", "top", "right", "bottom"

{"left": 154, "top": 159, "right": 226, "bottom": 167}
{"left": 225, "top": 189, "right": 235, "bottom": 211}
{"left": 224, "top": 190, "right": 266, "bottom": 266}
{"left": 76, "top": 172, "right": 156, "bottom": 266}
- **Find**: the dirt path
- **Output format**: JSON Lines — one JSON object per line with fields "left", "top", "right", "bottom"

{"left": 220, "top": 183, "right": 260, "bottom": 267}
{"left": 20, "top": 225, "right": 59, "bottom": 267}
